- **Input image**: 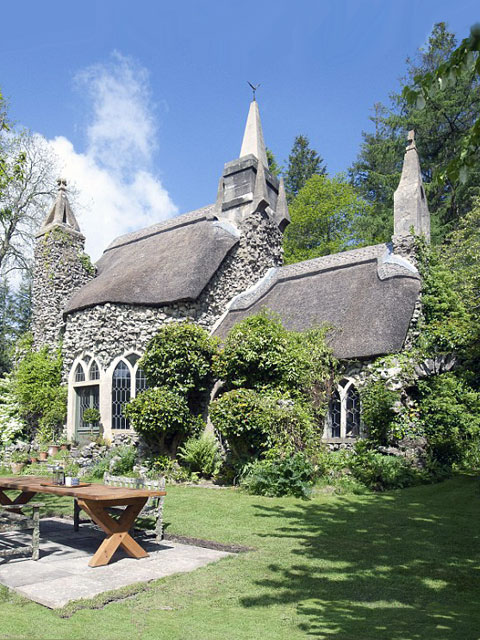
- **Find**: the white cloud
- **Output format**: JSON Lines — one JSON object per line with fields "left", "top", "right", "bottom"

{"left": 46, "top": 53, "right": 178, "bottom": 261}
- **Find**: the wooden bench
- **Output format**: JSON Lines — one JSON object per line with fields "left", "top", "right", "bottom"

{"left": 0, "top": 503, "right": 42, "bottom": 561}
{"left": 74, "top": 473, "right": 166, "bottom": 542}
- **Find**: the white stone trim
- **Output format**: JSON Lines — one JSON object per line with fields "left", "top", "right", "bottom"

{"left": 324, "top": 377, "right": 362, "bottom": 440}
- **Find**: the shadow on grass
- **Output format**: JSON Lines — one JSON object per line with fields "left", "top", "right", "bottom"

{"left": 242, "top": 475, "right": 480, "bottom": 639}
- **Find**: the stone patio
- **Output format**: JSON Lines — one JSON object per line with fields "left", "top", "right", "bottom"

{"left": 0, "top": 517, "right": 231, "bottom": 608}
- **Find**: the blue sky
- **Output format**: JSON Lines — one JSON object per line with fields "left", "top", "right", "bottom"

{"left": 0, "top": 0, "right": 478, "bottom": 259}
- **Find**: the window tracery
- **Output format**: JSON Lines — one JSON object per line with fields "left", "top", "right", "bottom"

{"left": 326, "top": 378, "right": 361, "bottom": 439}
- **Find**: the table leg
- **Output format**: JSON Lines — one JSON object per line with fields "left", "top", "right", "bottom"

{"left": 77, "top": 498, "right": 149, "bottom": 568}
{"left": 0, "top": 490, "right": 36, "bottom": 513}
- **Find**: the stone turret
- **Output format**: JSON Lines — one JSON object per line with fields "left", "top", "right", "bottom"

{"left": 32, "top": 179, "right": 94, "bottom": 349}
{"left": 393, "top": 130, "right": 430, "bottom": 252}
{"left": 215, "top": 99, "right": 289, "bottom": 231}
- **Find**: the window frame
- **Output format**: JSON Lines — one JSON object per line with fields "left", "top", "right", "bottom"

{"left": 110, "top": 352, "right": 148, "bottom": 432}
{"left": 325, "top": 378, "right": 362, "bottom": 441}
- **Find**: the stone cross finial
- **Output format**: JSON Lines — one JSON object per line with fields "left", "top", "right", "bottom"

{"left": 407, "top": 130, "right": 416, "bottom": 149}
{"left": 57, "top": 178, "right": 67, "bottom": 191}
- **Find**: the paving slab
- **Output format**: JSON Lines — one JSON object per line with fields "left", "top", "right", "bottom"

{"left": 0, "top": 518, "right": 232, "bottom": 608}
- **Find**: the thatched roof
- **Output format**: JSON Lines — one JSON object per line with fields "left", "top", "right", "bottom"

{"left": 213, "top": 244, "right": 421, "bottom": 360}
{"left": 65, "top": 205, "right": 239, "bottom": 313}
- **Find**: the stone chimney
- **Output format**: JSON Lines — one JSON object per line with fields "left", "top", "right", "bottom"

{"left": 393, "top": 130, "right": 430, "bottom": 248}
{"left": 215, "top": 99, "right": 289, "bottom": 231}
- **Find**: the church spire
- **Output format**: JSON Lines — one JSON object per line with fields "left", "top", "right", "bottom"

{"left": 239, "top": 100, "right": 268, "bottom": 168}
{"left": 393, "top": 130, "right": 430, "bottom": 241}
{"left": 37, "top": 179, "right": 83, "bottom": 237}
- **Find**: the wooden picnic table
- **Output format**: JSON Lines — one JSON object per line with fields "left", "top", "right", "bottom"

{"left": 0, "top": 476, "right": 166, "bottom": 568}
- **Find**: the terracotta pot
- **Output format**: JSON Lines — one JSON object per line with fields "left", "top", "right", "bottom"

{"left": 10, "top": 462, "right": 25, "bottom": 474}
{"left": 30, "top": 456, "right": 38, "bottom": 464}
{"left": 60, "top": 444, "right": 69, "bottom": 451}
{"left": 38, "top": 451, "right": 48, "bottom": 461}
{"left": 48, "top": 445, "right": 59, "bottom": 456}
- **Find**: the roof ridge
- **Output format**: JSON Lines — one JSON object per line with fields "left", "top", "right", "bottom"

{"left": 104, "top": 204, "right": 216, "bottom": 253}
{"left": 279, "top": 244, "right": 387, "bottom": 279}
{"left": 229, "top": 245, "right": 387, "bottom": 312}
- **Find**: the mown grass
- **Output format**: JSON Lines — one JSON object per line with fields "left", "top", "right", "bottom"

{"left": 0, "top": 474, "right": 479, "bottom": 639}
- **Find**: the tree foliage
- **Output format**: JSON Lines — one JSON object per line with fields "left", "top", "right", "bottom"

{"left": 214, "top": 311, "right": 336, "bottom": 406}
{"left": 0, "top": 276, "right": 31, "bottom": 374}
{"left": 0, "top": 131, "right": 59, "bottom": 276}
{"left": 124, "top": 387, "right": 199, "bottom": 455}
{"left": 404, "top": 23, "right": 480, "bottom": 187}
{"left": 350, "top": 23, "right": 480, "bottom": 244}
{"left": 284, "top": 135, "right": 326, "bottom": 201}
{"left": 266, "top": 148, "right": 282, "bottom": 177}
{"left": 139, "top": 323, "right": 218, "bottom": 411}
{"left": 418, "top": 373, "right": 480, "bottom": 466}
{"left": 13, "top": 334, "right": 66, "bottom": 436}
{"left": 442, "top": 198, "right": 480, "bottom": 375}
{"left": 283, "top": 174, "right": 372, "bottom": 264}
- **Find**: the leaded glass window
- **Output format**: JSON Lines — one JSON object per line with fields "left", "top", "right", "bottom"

{"left": 126, "top": 353, "right": 139, "bottom": 367}
{"left": 326, "top": 378, "right": 361, "bottom": 439}
{"left": 346, "top": 385, "right": 361, "bottom": 436}
{"left": 112, "top": 361, "right": 131, "bottom": 430}
{"left": 75, "top": 364, "right": 85, "bottom": 382}
{"left": 89, "top": 361, "right": 100, "bottom": 380}
{"left": 136, "top": 367, "right": 147, "bottom": 394}
{"left": 329, "top": 390, "right": 341, "bottom": 438}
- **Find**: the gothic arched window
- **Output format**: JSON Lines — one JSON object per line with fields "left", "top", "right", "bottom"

{"left": 74, "top": 364, "right": 85, "bottom": 382}
{"left": 326, "top": 378, "right": 361, "bottom": 439}
{"left": 89, "top": 361, "right": 100, "bottom": 380}
{"left": 112, "top": 361, "right": 131, "bottom": 430}
{"left": 135, "top": 366, "right": 148, "bottom": 395}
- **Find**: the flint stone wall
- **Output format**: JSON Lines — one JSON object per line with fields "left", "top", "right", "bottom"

{"left": 62, "top": 211, "right": 283, "bottom": 378}
{"left": 32, "top": 227, "right": 94, "bottom": 350}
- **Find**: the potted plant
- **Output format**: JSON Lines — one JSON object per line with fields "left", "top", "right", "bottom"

{"left": 59, "top": 435, "right": 70, "bottom": 451}
{"left": 10, "top": 451, "right": 29, "bottom": 474}
{"left": 36, "top": 424, "right": 54, "bottom": 460}
{"left": 48, "top": 442, "right": 60, "bottom": 456}
{"left": 82, "top": 408, "right": 101, "bottom": 439}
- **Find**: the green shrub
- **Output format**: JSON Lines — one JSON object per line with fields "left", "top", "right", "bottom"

{"left": 240, "top": 452, "right": 315, "bottom": 498}
{"left": 418, "top": 373, "right": 480, "bottom": 466}
{"left": 139, "top": 323, "right": 218, "bottom": 406}
{"left": 416, "top": 238, "right": 472, "bottom": 354}
{"left": 349, "top": 442, "right": 420, "bottom": 491}
{"left": 360, "top": 380, "right": 399, "bottom": 447}
{"left": 210, "top": 389, "right": 319, "bottom": 463}
{"left": 210, "top": 388, "right": 268, "bottom": 460}
{"left": 177, "top": 434, "right": 221, "bottom": 477}
{"left": 316, "top": 447, "right": 353, "bottom": 480}
{"left": 144, "top": 455, "right": 199, "bottom": 484}
{"left": 13, "top": 335, "right": 66, "bottom": 436}
{"left": 10, "top": 450, "right": 29, "bottom": 463}
{"left": 87, "top": 445, "right": 137, "bottom": 479}
{"left": 124, "top": 387, "right": 201, "bottom": 455}
{"left": 214, "top": 311, "right": 336, "bottom": 407}
{"left": 82, "top": 408, "right": 100, "bottom": 424}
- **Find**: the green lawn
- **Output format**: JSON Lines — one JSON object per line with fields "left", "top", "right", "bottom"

{"left": 0, "top": 475, "right": 479, "bottom": 640}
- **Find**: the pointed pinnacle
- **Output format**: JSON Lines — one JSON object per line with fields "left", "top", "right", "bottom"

{"left": 240, "top": 100, "right": 268, "bottom": 168}
{"left": 275, "top": 177, "right": 290, "bottom": 231}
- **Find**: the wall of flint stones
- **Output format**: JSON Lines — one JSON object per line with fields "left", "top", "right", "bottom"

{"left": 61, "top": 211, "right": 283, "bottom": 378}
{"left": 32, "top": 227, "right": 93, "bottom": 350}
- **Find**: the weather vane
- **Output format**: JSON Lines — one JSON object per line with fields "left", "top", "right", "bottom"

{"left": 247, "top": 81, "right": 261, "bottom": 101}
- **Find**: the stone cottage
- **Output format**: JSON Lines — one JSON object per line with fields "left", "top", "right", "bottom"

{"left": 31, "top": 100, "right": 429, "bottom": 444}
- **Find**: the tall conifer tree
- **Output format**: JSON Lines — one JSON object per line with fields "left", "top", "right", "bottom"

{"left": 284, "top": 135, "right": 326, "bottom": 202}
